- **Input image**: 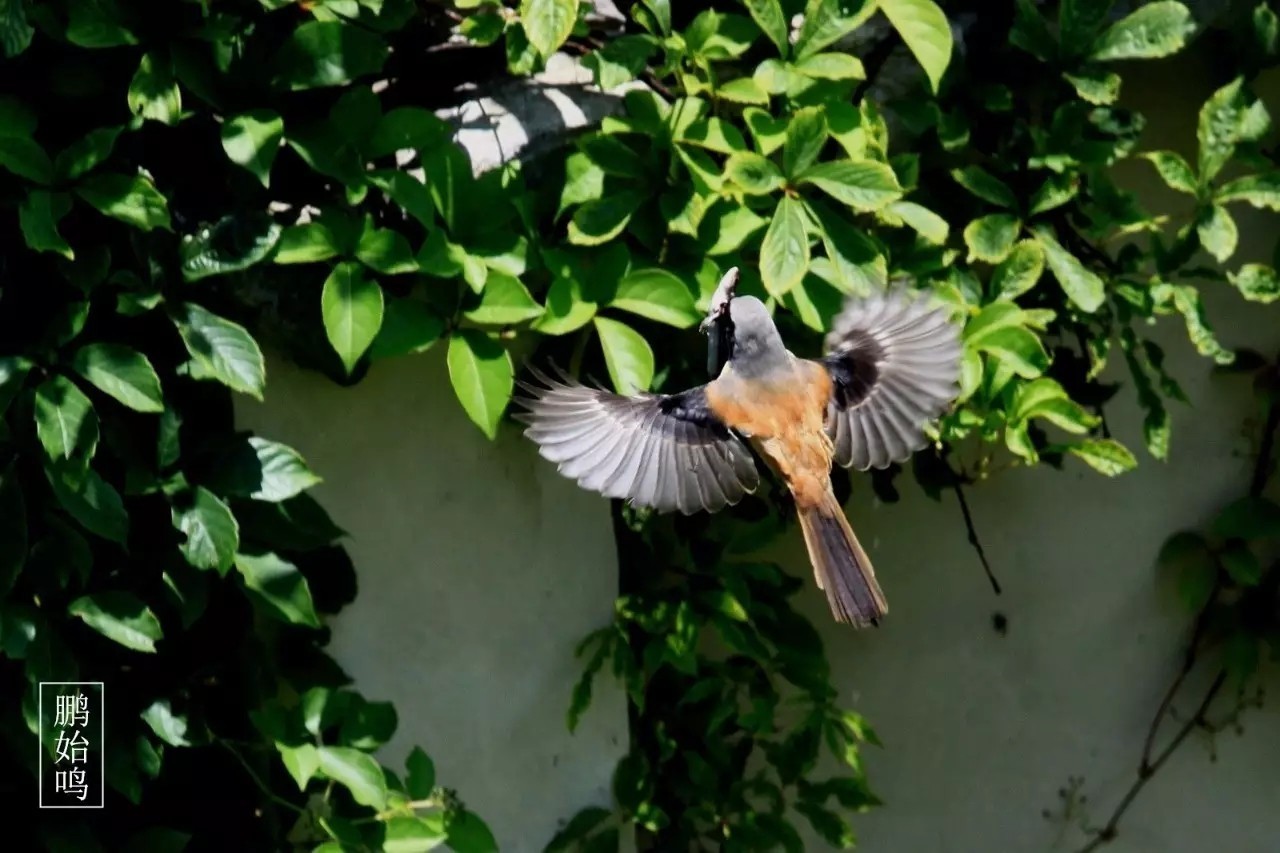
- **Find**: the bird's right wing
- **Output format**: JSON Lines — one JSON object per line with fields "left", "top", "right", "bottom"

{"left": 821, "top": 287, "right": 963, "bottom": 471}
{"left": 513, "top": 367, "right": 760, "bottom": 515}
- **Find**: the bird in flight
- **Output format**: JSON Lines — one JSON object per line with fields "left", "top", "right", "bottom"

{"left": 514, "top": 268, "right": 963, "bottom": 627}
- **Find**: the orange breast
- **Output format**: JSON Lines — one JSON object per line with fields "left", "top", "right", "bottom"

{"left": 706, "top": 360, "right": 834, "bottom": 508}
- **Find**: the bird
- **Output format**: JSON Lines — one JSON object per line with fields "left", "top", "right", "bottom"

{"left": 512, "top": 267, "right": 963, "bottom": 627}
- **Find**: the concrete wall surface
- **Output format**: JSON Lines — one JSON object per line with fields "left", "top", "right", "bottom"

{"left": 236, "top": 350, "right": 628, "bottom": 852}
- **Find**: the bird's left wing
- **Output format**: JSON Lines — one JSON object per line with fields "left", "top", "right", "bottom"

{"left": 513, "top": 366, "right": 760, "bottom": 515}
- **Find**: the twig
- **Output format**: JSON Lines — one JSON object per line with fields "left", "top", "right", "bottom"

{"left": 1075, "top": 671, "right": 1226, "bottom": 853}
{"left": 951, "top": 479, "right": 1002, "bottom": 595}
{"left": 220, "top": 741, "right": 306, "bottom": 816}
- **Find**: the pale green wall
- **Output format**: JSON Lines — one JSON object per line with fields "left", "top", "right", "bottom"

{"left": 236, "top": 54, "right": 1280, "bottom": 853}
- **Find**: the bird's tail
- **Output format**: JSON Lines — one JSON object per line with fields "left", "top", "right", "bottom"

{"left": 796, "top": 491, "right": 887, "bottom": 628}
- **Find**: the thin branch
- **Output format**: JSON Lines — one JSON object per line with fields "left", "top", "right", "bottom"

{"left": 220, "top": 741, "right": 306, "bottom": 816}
{"left": 951, "top": 479, "right": 1002, "bottom": 595}
{"left": 1074, "top": 671, "right": 1226, "bottom": 853}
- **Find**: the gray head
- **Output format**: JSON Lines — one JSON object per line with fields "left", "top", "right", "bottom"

{"left": 725, "top": 295, "right": 790, "bottom": 377}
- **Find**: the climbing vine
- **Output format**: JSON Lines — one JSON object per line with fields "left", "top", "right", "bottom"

{"left": 0, "top": 0, "right": 1277, "bottom": 851}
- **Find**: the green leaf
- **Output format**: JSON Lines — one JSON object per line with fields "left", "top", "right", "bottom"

{"left": 273, "top": 21, "right": 389, "bottom": 90}
{"left": 1211, "top": 497, "right": 1280, "bottom": 541}
{"left": 742, "top": 0, "right": 789, "bottom": 55}
{"left": 879, "top": 0, "right": 953, "bottom": 93}
{"left": 128, "top": 52, "right": 181, "bottom": 125}
{"left": 760, "top": 195, "right": 810, "bottom": 298}
{"left": 1059, "top": 0, "right": 1114, "bottom": 55}
{"left": 794, "top": 0, "right": 876, "bottom": 59}
{"left": 718, "top": 77, "right": 770, "bottom": 105}
{"left": 1090, "top": 1, "right": 1195, "bottom": 62}
{"left": 520, "top": 0, "right": 579, "bottom": 58}
{"left": 783, "top": 107, "right": 827, "bottom": 178}
{"left": 1011, "top": 378, "right": 1099, "bottom": 433}
{"left": 0, "top": 356, "right": 30, "bottom": 419}
{"left": 322, "top": 263, "right": 384, "bottom": 374}
{"left": 1216, "top": 171, "right": 1280, "bottom": 211}
{"left": 384, "top": 816, "right": 447, "bottom": 853}
{"left": 964, "top": 213, "right": 1020, "bottom": 263}
{"left": 1141, "top": 151, "right": 1198, "bottom": 195}
{"left": 992, "top": 240, "right": 1045, "bottom": 299}
{"left": 235, "top": 552, "right": 321, "bottom": 629}
{"left": 212, "top": 437, "right": 322, "bottom": 503}
{"left": 316, "top": 746, "right": 388, "bottom": 810}
{"left": 1069, "top": 438, "right": 1137, "bottom": 476}
{"left": 1032, "top": 226, "right": 1105, "bottom": 312}
{"left": 464, "top": 273, "right": 544, "bottom": 325}
{"left": 278, "top": 743, "right": 319, "bottom": 791}
{"left": 1220, "top": 544, "right": 1262, "bottom": 587}
{"left": 794, "top": 52, "right": 865, "bottom": 80}
{"left": 405, "top": 747, "right": 436, "bottom": 799}
{"left": 273, "top": 223, "right": 339, "bottom": 265}
{"left": 594, "top": 316, "right": 654, "bottom": 396}
{"left": 972, "top": 326, "right": 1049, "bottom": 378}
{"left": 221, "top": 111, "right": 284, "bottom": 188}
{"left": 19, "top": 190, "right": 74, "bottom": 259}
{"left": 54, "top": 125, "right": 122, "bottom": 181}
{"left": 950, "top": 166, "right": 1017, "bottom": 209}
{"left": 65, "top": 0, "right": 136, "bottom": 47}
{"left": 797, "top": 159, "right": 903, "bottom": 211}
{"left": 1151, "top": 281, "right": 1233, "bottom": 364}
{"left": 1228, "top": 264, "right": 1280, "bottom": 303}
{"left": 172, "top": 487, "right": 239, "bottom": 574}
{"left": 1029, "top": 173, "right": 1081, "bottom": 215}
{"left": 370, "top": 299, "right": 445, "bottom": 359}
{"left": 71, "top": 344, "right": 163, "bottom": 413}
{"left": 686, "top": 10, "right": 759, "bottom": 60}
{"left": 367, "top": 108, "right": 449, "bottom": 159}
{"left": 75, "top": 172, "right": 170, "bottom": 231}
{"left": 69, "top": 592, "right": 162, "bottom": 653}
{"left": 141, "top": 699, "right": 191, "bottom": 747}
{"left": 443, "top": 811, "right": 497, "bottom": 853}
{"left": 610, "top": 269, "right": 699, "bottom": 328}
{"left": 805, "top": 199, "right": 887, "bottom": 294}
{"left": 34, "top": 376, "right": 98, "bottom": 465}
{"left": 46, "top": 464, "right": 128, "bottom": 543}
{"left": 1195, "top": 204, "right": 1237, "bottom": 263}
{"left": 1158, "top": 531, "right": 1216, "bottom": 612}
{"left": 0, "top": 133, "right": 52, "bottom": 183}
{"left": 532, "top": 275, "right": 598, "bottom": 336}
{"left": 447, "top": 330, "right": 514, "bottom": 440}
{"left": 883, "top": 200, "right": 948, "bottom": 245}
{"left": 1197, "top": 78, "right": 1248, "bottom": 183}
{"left": 181, "top": 213, "right": 282, "bottom": 282}
{"left": 1064, "top": 67, "right": 1121, "bottom": 105}
{"left": 725, "top": 151, "right": 785, "bottom": 195}
{"left": 568, "top": 191, "right": 644, "bottom": 246}
{"left": 172, "top": 302, "right": 267, "bottom": 400}
{"left": 1, "top": 0, "right": 34, "bottom": 57}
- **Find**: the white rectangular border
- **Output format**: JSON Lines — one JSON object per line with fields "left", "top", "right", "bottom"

{"left": 37, "top": 681, "right": 105, "bottom": 809}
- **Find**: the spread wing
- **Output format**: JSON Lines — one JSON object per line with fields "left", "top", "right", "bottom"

{"left": 822, "top": 287, "right": 963, "bottom": 471}
{"left": 513, "top": 366, "right": 760, "bottom": 515}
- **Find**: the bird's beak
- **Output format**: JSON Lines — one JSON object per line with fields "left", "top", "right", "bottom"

{"left": 699, "top": 267, "right": 739, "bottom": 334}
